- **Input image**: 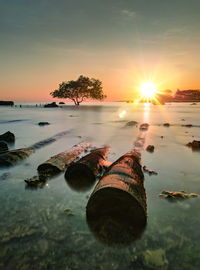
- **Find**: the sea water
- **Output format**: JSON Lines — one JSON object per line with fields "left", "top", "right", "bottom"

{"left": 0, "top": 102, "right": 200, "bottom": 270}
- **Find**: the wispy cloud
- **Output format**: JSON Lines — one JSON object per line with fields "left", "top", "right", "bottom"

{"left": 121, "top": 9, "right": 137, "bottom": 19}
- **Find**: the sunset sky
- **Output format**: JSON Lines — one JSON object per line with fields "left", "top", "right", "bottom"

{"left": 0, "top": 0, "right": 200, "bottom": 102}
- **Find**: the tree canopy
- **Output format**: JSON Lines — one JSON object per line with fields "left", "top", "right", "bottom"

{"left": 51, "top": 75, "right": 106, "bottom": 105}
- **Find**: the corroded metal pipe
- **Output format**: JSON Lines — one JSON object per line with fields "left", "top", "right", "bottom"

{"left": 0, "top": 130, "right": 69, "bottom": 167}
{"left": 86, "top": 151, "right": 147, "bottom": 245}
{"left": 37, "top": 142, "right": 92, "bottom": 177}
{"left": 65, "top": 146, "right": 109, "bottom": 191}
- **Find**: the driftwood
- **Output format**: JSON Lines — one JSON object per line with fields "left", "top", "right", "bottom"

{"left": 86, "top": 151, "right": 147, "bottom": 245}
{"left": 65, "top": 147, "right": 109, "bottom": 191}
{"left": 0, "top": 130, "right": 69, "bottom": 167}
{"left": 37, "top": 142, "right": 92, "bottom": 176}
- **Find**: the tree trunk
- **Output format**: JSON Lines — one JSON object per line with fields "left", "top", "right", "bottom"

{"left": 65, "top": 146, "right": 109, "bottom": 191}
{"left": 86, "top": 151, "right": 147, "bottom": 245}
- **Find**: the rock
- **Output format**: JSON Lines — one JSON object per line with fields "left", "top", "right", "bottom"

{"left": 182, "top": 124, "right": 193, "bottom": 128}
{"left": 159, "top": 190, "right": 198, "bottom": 200}
{"left": 0, "top": 131, "right": 15, "bottom": 143}
{"left": 38, "top": 122, "right": 50, "bottom": 126}
{"left": 0, "top": 172, "right": 11, "bottom": 181}
{"left": 163, "top": 123, "right": 170, "bottom": 127}
{"left": 160, "top": 136, "right": 164, "bottom": 139}
{"left": 44, "top": 102, "right": 58, "bottom": 108}
{"left": 143, "top": 248, "right": 168, "bottom": 269}
{"left": 64, "top": 208, "right": 74, "bottom": 216}
{"left": 191, "top": 103, "right": 197, "bottom": 105}
{"left": 186, "top": 140, "right": 200, "bottom": 150}
{"left": 146, "top": 145, "right": 155, "bottom": 152}
{"left": 125, "top": 121, "right": 138, "bottom": 127}
{"left": 143, "top": 166, "right": 158, "bottom": 175}
{"left": 0, "top": 226, "right": 38, "bottom": 243}
{"left": 24, "top": 175, "right": 46, "bottom": 188}
{"left": 0, "top": 101, "right": 14, "bottom": 106}
{"left": 0, "top": 141, "right": 8, "bottom": 153}
{"left": 139, "top": 123, "right": 149, "bottom": 130}
{"left": 59, "top": 102, "right": 65, "bottom": 104}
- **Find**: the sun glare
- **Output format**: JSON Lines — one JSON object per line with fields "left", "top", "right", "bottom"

{"left": 139, "top": 81, "right": 157, "bottom": 99}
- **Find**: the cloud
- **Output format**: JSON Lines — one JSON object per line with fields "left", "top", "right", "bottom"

{"left": 121, "top": 9, "right": 136, "bottom": 18}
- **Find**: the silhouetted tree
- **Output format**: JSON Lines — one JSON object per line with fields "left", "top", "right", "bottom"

{"left": 51, "top": 75, "right": 106, "bottom": 105}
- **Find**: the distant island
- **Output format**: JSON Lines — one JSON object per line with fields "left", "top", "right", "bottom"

{"left": 124, "top": 89, "right": 200, "bottom": 104}
{"left": 158, "top": 89, "right": 200, "bottom": 103}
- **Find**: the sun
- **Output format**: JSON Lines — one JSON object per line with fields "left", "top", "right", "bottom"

{"left": 139, "top": 81, "right": 158, "bottom": 99}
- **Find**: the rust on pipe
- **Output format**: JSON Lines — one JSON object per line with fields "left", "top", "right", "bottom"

{"left": 86, "top": 151, "right": 147, "bottom": 245}
{"left": 65, "top": 146, "right": 109, "bottom": 191}
{"left": 37, "top": 142, "right": 92, "bottom": 177}
{"left": 0, "top": 130, "right": 70, "bottom": 167}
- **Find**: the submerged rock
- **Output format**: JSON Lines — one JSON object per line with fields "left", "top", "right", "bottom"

{"left": 163, "top": 123, "right": 170, "bottom": 127}
{"left": 146, "top": 145, "right": 155, "bottom": 152}
{"left": 0, "top": 131, "right": 15, "bottom": 143}
{"left": 0, "top": 141, "right": 8, "bottom": 153}
{"left": 44, "top": 102, "right": 58, "bottom": 108}
{"left": 186, "top": 140, "right": 200, "bottom": 150}
{"left": 125, "top": 121, "right": 138, "bottom": 127}
{"left": 0, "top": 172, "right": 11, "bottom": 181}
{"left": 24, "top": 175, "right": 46, "bottom": 188}
{"left": 0, "top": 226, "right": 38, "bottom": 243}
{"left": 159, "top": 190, "right": 198, "bottom": 200}
{"left": 38, "top": 122, "right": 50, "bottom": 126}
{"left": 143, "top": 166, "right": 158, "bottom": 175}
{"left": 142, "top": 248, "right": 168, "bottom": 269}
{"left": 139, "top": 123, "right": 149, "bottom": 131}
{"left": 182, "top": 124, "right": 193, "bottom": 128}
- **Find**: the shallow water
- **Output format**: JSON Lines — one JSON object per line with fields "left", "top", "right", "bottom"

{"left": 0, "top": 102, "right": 200, "bottom": 270}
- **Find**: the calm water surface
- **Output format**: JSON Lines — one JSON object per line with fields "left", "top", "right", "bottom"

{"left": 0, "top": 102, "right": 200, "bottom": 270}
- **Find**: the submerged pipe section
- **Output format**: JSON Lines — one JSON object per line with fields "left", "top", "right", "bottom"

{"left": 86, "top": 151, "right": 147, "bottom": 246}
{"left": 65, "top": 146, "right": 109, "bottom": 191}
{"left": 25, "top": 142, "right": 92, "bottom": 187}
{"left": 0, "top": 130, "right": 69, "bottom": 167}
{"left": 37, "top": 142, "right": 92, "bottom": 176}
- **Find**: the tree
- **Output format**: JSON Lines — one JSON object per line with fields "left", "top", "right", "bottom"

{"left": 51, "top": 75, "right": 106, "bottom": 105}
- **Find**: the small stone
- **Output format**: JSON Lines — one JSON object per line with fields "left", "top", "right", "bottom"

{"left": 146, "top": 145, "right": 155, "bottom": 152}
{"left": 159, "top": 190, "right": 198, "bottom": 200}
{"left": 38, "top": 122, "right": 50, "bottom": 126}
{"left": 64, "top": 208, "right": 74, "bottom": 216}
{"left": 139, "top": 123, "right": 149, "bottom": 130}
{"left": 143, "top": 166, "right": 158, "bottom": 175}
{"left": 163, "top": 123, "right": 170, "bottom": 127}
{"left": 125, "top": 121, "right": 138, "bottom": 127}
{"left": 143, "top": 248, "right": 168, "bottom": 269}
